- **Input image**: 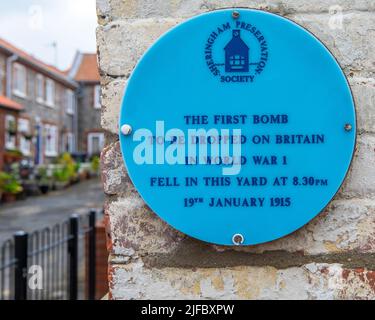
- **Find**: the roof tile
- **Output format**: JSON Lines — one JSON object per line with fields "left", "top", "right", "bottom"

{"left": 0, "top": 38, "right": 75, "bottom": 86}
{"left": 0, "top": 95, "right": 23, "bottom": 111}
{"left": 74, "top": 54, "right": 100, "bottom": 82}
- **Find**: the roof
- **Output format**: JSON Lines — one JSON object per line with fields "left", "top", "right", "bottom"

{"left": 69, "top": 53, "right": 100, "bottom": 83}
{"left": 0, "top": 38, "right": 77, "bottom": 88}
{"left": 0, "top": 95, "right": 23, "bottom": 111}
{"left": 224, "top": 30, "right": 249, "bottom": 51}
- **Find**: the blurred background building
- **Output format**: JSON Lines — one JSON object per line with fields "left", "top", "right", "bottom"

{"left": 0, "top": 37, "right": 102, "bottom": 171}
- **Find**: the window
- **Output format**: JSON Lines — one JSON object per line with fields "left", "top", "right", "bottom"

{"left": 5, "top": 115, "right": 16, "bottom": 150}
{"left": 66, "top": 89, "right": 75, "bottom": 115}
{"left": 87, "top": 132, "right": 104, "bottom": 155}
{"left": 94, "top": 85, "right": 101, "bottom": 109}
{"left": 44, "top": 124, "right": 58, "bottom": 157}
{"left": 0, "top": 67, "right": 4, "bottom": 95}
{"left": 19, "top": 137, "right": 31, "bottom": 156}
{"left": 229, "top": 55, "right": 245, "bottom": 69}
{"left": 18, "top": 118, "right": 31, "bottom": 156}
{"left": 18, "top": 118, "right": 29, "bottom": 133}
{"left": 36, "top": 74, "right": 44, "bottom": 103}
{"left": 13, "top": 63, "right": 26, "bottom": 97}
{"left": 64, "top": 132, "right": 75, "bottom": 153}
{"left": 45, "top": 79, "right": 55, "bottom": 107}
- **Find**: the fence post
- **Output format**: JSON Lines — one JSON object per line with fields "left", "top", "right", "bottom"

{"left": 14, "top": 231, "right": 28, "bottom": 300}
{"left": 68, "top": 214, "right": 79, "bottom": 300}
{"left": 88, "top": 209, "right": 96, "bottom": 300}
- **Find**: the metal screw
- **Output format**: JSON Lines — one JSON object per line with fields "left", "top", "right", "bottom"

{"left": 121, "top": 124, "right": 132, "bottom": 136}
{"left": 344, "top": 123, "right": 352, "bottom": 132}
{"left": 232, "top": 233, "right": 244, "bottom": 246}
{"left": 232, "top": 11, "right": 240, "bottom": 19}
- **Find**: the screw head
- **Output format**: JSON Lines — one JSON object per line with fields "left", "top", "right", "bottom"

{"left": 344, "top": 123, "right": 352, "bottom": 132}
{"left": 232, "top": 11, "right": 240, "bottom": 19}
{"left": 232, "top": 233, "right": 244, "bottom": 246}
{"left": 121, "top": 124, "right": 133, "bottom": 136}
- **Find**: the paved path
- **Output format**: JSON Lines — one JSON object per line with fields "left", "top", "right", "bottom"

{"left": 0, "top": 178, "right": 104, "bottom": 242}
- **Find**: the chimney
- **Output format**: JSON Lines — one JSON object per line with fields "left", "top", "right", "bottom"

{"left": 233, "top": 30, "right": 240, "bottom": 37}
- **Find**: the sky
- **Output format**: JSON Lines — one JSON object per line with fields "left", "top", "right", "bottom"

{"left": 0, "top": 0, "right": 97, "bottom": 70}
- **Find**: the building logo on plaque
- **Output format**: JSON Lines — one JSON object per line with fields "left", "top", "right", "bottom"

{"left": 205, "top": 19, "right": 269, "bottom": 83}
{"left": 119, "top": 9, "right": 356, "bottom": 246}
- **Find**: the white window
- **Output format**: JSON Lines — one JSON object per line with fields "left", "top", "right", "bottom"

{"left": 5, "top": 115, "right": 16, "bottom": 150}
{"left": 13, "top": 63, "right": 27, "bottom": 97}
{"left": 36, "top": 74, "right": 44, "bottom": 103}
{"left": 94, "top": 85, "right": 101, "bottom": 109}
{"left": 19, "top": 136, "right": 31, "bottom": 156}
{"left": 44, "top": 124, "right": 58, "bottom": 157}
{"left": 66, "top": 89, "right": 75, "bottom": 115}
{"left": 18, "top": 118, "right": 29, "bottom": 133}
{"left": 45, "top": 79, "right": 55, "bottom": 107}
{"left": 88, "top": 132, "right": 104, "bottom": 155}
{"left": 18, "top": 118, "right": 31, "bottom": 156}
{"left": 64, "top": 132, "right": 75, "bottom": 153}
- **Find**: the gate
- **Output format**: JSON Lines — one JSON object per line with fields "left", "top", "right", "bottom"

{"left": 0, "top": 210, "right": 99, "bottom": 300}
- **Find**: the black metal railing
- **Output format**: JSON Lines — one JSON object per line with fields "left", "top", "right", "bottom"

{"left": 0, "top": 210, "right": 98, "bottom": 300}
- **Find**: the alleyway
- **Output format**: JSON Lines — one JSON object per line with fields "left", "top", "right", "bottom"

{"left": 0, "top": 179, "right": 104, "bottom": 242}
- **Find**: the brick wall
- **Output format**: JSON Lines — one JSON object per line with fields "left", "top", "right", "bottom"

{"left": 9, "top": 63, "right": 76, "bottom": 162}
{"left": 77, "top": 83, "right": 102, "bottom": 153}
{"left": 97, "top": 0, "right": 375, "bottom": 299}
{"left": 85, "top": 219, "right": 109, "bottom": 300}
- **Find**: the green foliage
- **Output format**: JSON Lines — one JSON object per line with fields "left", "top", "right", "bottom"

{"left": 91, "top": 156, "right": 100, "bottom": 173}
{"left": 37, "top": 166, "right": 51, "bottom": 185}
{"left": 75, "top": 162, "right": 81, "bottom": 174}
{"left": 0, "top": 172, "right": 23, "bottom": 194}
{"left": 5, "top": 149, "right": 23, "bottom": 158}
{"left": 53, "top": 153, "right": 77, "bottom": 182}
{"left": 7, "top": 120, "right": 16, "bottom": 134}
{"left": 53, "top": 167, "right": 71, "bottom": 182}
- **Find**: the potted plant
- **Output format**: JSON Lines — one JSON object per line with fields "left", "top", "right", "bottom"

{"left": 90, "top": 156, "right": 100, "bottom": 177}
{"left": 79, "top": 163, "right": 90, "bottom": 181}
{"left": 4, "top": 149, "right": 23, "bottom": 164}
{"left": 71, "top": 162, "right": 80, "bottom": 184}
{"left": 53, "top": 153, "right": 77, "bottom": 187}
{"left": 7, "top": 120, "right": 17, "bottom": 135}
{"left": 0, "top": 172, "right": 23, "bottom": 203}
{"left": 24, "top": 132, "right": 34, "bottom": 140}
{"left": 53, "top": 166, "right": 70, "bottom": 190}
{"left": 0, "top": 172, "right": 8, "bottom": 200}
{"left": 37, "top": 166, "right": 51, "bottom": 194}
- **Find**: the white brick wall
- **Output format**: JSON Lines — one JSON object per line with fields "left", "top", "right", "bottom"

{"left": 97, "top": 1, "right": 375, "bottom": 299}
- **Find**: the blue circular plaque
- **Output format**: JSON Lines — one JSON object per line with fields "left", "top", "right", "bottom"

{"left": 119, "top": 9, "right": 356, "bottom": 246}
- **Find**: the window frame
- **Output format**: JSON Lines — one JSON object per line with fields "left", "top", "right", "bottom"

{"left": 0, "top": 66, "right": 4, "bottom": 95}
{"left": 5, "top": 114, "right": 17, "bottom": 150}
{"left": 66, "top": 89, "right": 75, "bottom": 115}
{"left": 87, "top": 132, "right": 104, "bottom": 155}
{"left": 18, "top": 118, "right": 29, "bottom": 133}
{"left": 19, "top": 136, "right": 31, "bottom": 156}
{"left": 64, "top": 132, "right": 75, "bottom": 153}
{"left": 13, "top": 63, "right": 27, "bottom": 98}
{"left": 44, "top": 124, "right": 58, "bottom": 157}
{"left": 36, "top": 73, "right": 44, "bottom": 103}
{"left": 45, "top": 78, "right": 55, "bottom": 107}
{"left": 18, "top": 118, "right": 31, "bottom": 155}
{"left": 94, "top": 85, "right": 101, "bottom": 109}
